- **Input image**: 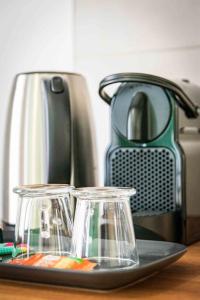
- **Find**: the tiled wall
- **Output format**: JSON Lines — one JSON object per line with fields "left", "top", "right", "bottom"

{"left": 74, "top": 0, "right": 200, "bottom": 183}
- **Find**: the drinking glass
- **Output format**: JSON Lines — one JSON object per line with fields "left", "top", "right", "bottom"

{"left": 70, "top": 187, "right": 139, "bottom": 269}
{"left": 13, "top": 184, "right": 74, "bottom": 258}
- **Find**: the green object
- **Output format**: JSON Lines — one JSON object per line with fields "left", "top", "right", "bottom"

{"left": 0, "top": 246, "right": 14, "bottom": 255}
{"left": 12, "top": 247, "right": 21, "bottom": 258}
{"left": 105, "top": 86, "right": 182, "bottom": 208}
{"left": 69, "top": 257, "right": 84, "bottom": 263}
{"left": 101, "top": 74, "right": 184, "bottom": 243}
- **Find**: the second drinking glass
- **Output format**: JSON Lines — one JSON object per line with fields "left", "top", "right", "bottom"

{"left": 70, "top": 187, "right": 139, "bottom": 270}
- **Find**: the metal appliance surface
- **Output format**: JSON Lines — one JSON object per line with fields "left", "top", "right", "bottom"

{"left": 178, "top": 80, "right": 200, "bottom": 243}
{"left": 99, "top": 73, "right": 200, "bottom": 244}
{"left": 3, "top": 72, "right": 98, "bottom": 225}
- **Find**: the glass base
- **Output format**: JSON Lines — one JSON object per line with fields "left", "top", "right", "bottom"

{"left": 88, "top": 256, "right": 138, "bottom": 269}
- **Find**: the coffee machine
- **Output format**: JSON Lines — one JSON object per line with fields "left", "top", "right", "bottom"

{"left": 99, "top": 73, "right": 200, "bottom": 244}
{"left": 3, "top": 72, "right": 98, "bottom": 227}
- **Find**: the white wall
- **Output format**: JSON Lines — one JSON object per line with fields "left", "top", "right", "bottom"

{"left": 0, "top": 0, "right": 200, "bottom": 219}
{"left": 74, "top": 0, "right": 200, "bottom": 183}
{"left": 0, "top": 0, "right": 74, "bottom": 220}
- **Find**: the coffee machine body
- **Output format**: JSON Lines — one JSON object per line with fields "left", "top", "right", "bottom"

{"left": 99, "top": 73, "right": 200, "bottom": 244}
{"left": 3, "top": 72, "right": 98, "bottom": 226}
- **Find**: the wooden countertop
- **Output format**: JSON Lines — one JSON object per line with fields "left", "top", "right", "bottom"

{"left": 0, "top": 242, "right": 200, "bottom": 300}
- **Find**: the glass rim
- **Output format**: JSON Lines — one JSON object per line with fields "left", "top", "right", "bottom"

{"left": 70, "top": 187, "right": 136, "bottom": 199}
{"left": 13, "top": 184, "right": 74, "bottom": 197}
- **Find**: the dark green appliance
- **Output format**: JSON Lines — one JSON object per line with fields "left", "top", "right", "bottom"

{"left": 99, "top": 73, "right": 200, "bottom": 245}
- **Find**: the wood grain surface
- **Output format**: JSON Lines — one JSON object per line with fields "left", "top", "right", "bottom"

{"left": 0, "top": 242, "right": 199, "bottom": 300}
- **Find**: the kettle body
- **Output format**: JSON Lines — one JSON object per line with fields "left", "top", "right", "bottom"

{"left": 3, "top": 72, "right": 98, "bottom": 225}
{"left": 99, "top": 73, "right": 200, "bottom": 244}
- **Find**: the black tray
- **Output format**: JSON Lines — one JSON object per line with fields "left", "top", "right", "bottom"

{"left": 0, "top": 240, "right": 186, "bottom": 291}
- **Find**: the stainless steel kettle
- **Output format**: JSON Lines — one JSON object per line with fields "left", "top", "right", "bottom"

{"left": 3, "top": 72, "right": 98, "bottom": 225}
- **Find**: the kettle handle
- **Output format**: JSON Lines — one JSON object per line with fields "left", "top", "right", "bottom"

{"left": 44, "top": 77, "right": 71, "bottom": 183}
{"left": 99, "top": 73, "right": 199, "bottom": 118}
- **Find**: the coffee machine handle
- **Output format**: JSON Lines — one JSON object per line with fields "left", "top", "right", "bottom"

{"left": 99, "top": 73, "right": 199, "bottom": 118}
{"left": 44, "top": 76, "right": 71, "bottom": 183}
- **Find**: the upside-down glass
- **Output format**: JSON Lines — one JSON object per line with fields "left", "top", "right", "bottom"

{"left": 13, "top": 184, "right": 74, "bottom": 258}
{"left": 70, "top": 187, "right": 139, "bottom": 269}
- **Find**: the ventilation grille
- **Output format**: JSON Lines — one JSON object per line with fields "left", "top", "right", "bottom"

{"left": 109, "top": 147, "right": 176, "bottom": 214}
